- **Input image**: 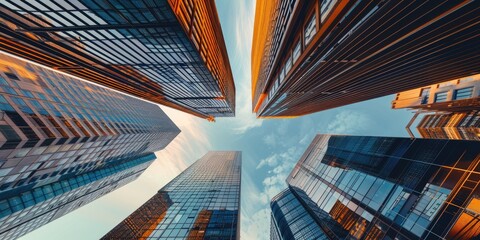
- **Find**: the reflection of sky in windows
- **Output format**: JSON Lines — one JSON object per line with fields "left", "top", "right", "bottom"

{"left": 281, "top": 135, "right": 480, "bottom": 239}
{"left": 0, "top": 0, "right": 235, "bottom": 117}
{"left": 103, "top": 152, "right": 241, "bottom": 239}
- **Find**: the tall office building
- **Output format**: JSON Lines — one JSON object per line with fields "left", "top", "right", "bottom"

{"left": 271, "top": 135, "right": 480, "bottom": 239}
{"left": 251, "top": 0, "right": 479, "bottom": 117}
{"left": 392, "top": 74, "right": 480, "bottom": 140}
{"left": 103, "top": 151, "right": 241, "bottom": 239}
{"left": 0, "top": 0, "right": 235, "bottom": 120}
{"left": 0, "top": 53, "right": 180, "bottom": 239}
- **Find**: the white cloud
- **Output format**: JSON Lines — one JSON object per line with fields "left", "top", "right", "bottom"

{"left": 231, "top": 81, "right": 263, "bottom": 134}
{"left": 326, "top": 110, "right": 370, "bottom": 134}
{"left": 244, "top": 145, "right": 301, "bottom": 240}
{"left": 263, "top": 133, "right": 277, "bottom": 146}
{"left": 228, "top": 0, "right": 263, "bottom": 134}
{"left": 256, "top": 154, "right": 278, "bottom": 169}
{"left": 241, "top": 208, "right": 270, "bottom": 240}
{"left": 256, "top": 147, "right": 297, "bottom": 169}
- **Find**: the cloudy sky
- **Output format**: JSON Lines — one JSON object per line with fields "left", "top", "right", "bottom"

{"left": 20, "top": 1, "right": 414, "bottom": 239}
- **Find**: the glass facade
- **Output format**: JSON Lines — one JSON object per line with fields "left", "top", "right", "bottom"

{"left": 252, "top": 0, "right": 479, "bottom": 117}
{"left": 0, "top": 52, "right": 180, "bottom": 239}
{"left": 0, "top": 0, "right": 235, "bottom": 119}
{"left": 103, "top": 151, "right": 241, "bottom": 239}
{"left": 271, "top": 134, "right": 480, "bottom": 239}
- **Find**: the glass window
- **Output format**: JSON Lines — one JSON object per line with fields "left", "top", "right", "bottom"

{"left": 285, "top": 55, "right": 292, "bottom": 74}
{"left": 279, "top": 67, "right": 285, "bottom": 82}
{"left": 453, "top": 87, "right": 473, "bottom": 100}
{"left": 293, "top": 41, "right": 301, "bottom": 63}
{"left": 420, "top": 88, "right": 430, "bottom": 104}
{"left": 321, "top": 0, "right": 337, "bottom": 22}
{"left": 434, "top": 92, "right": 448, "bottom": 102}
{"left": 304, "top": 14, "right": 317, "bottom": 45}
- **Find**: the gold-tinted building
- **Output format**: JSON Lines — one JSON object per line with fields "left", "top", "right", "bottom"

{"left": 252, "top": 0, "right": 480, "bottom": 118}
{"left": 392, "top": 74, "right": 479, "bottom": 140}
{"left": 416, "top": 111, "right": 480, "bottom": 141}
{"left": 0, "top": 0, "right": 235, "bottom": 120}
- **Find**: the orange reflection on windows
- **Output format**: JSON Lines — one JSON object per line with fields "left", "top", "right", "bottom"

{"left": 448, "top": 198, "right": 480, "bottom": 239}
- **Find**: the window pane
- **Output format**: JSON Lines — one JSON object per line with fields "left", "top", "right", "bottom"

{"left": 293, "top": 41, "right": 301, "bottom": 62}
{"left": 454, "top": 87, "right": 473, "bottom": 100}
{"left": 434, "top": 92, "right": 448, "bottom": 102}
{"left": 305, "top": 14, "right": 317, "bottom": 45}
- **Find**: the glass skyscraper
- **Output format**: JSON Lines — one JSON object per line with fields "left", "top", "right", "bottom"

{"left": 103, "top": 151, "right": 241, "bottom": 239}
{"left": 251, "top": 0, "right": 479, "bottom": 117}
{"left": 271, "top": 134, "right": 480, "bottom": 239}
{"left": 0, "top": 0, "right": 235, "bottom": 120}
{"left": 0, "top": 53, "right": 180, "bottom": 239}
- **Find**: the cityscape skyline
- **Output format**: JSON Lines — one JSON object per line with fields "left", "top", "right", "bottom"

{"left": 0, "top": 0, "right": 477, "bottom": 239}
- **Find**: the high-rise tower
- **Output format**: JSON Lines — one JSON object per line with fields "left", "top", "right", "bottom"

{"left": 103, "top": 151, "right": 241, "bottom": 240}
{"left": 0, "top": 0, "right": 235, "bottom": 120}
{"left": 271, "top": 135, "right": 480, "bottom": 239}
{"left": 252, "top": 0, "right": 479, "bottom": 117}
{"left": 0, "top": 52, "right": 180, "bottom": 239}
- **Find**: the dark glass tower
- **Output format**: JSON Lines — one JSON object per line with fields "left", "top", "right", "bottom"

{"left": 252, "top": 0, "right": 479, "bottom": 117}
{"left": 0, "top": 53, "right": 180, "bottom": 239}
{"left": 103, "top": 151, "right": 241, "bottom": 239}
{"left": 271, "top": 135, "right": 480, "bottom": 239}
{"left": 0, "top": 0, "right": 235, "bottom": 120}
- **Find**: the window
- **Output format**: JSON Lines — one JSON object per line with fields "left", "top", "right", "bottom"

{"left": 304, "top": 14, "right": 317, "bottom": 45}
{"left": 279, "top": 67, "right": 285, "bottom": 83}
{"left": 420, "top": 88, "right": 430, "bottom": 104}
{"left": 321, "top": 0, "right": 337, "bottom": 22}
{"left": 453, "top": 87, "right": 473, "bottom": 100}
{"left": 285, "top": 55, "right": 292, "bottom": 74}
{"left": 434, "top": 92, "right": 448, "bottom": 103}
{"left": 293, "top": 41, "right": 301, "bottom": 63}
{"left": 4, "top": 72, "right": 19, "bottom": 81}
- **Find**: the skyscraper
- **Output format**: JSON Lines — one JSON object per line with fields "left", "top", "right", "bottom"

{"left": 392, "top": 74, "right": 480, "bottom": 140}
{"left": 0, "top": 52, "right": 180, "bottom": 239}
{"left": 103, "top": 151, "right": 241, "bottom": 239}
{"left": 0, "top": 0, "right": 235, "bottom": 120}
{"left": 251, "top": 0, "right": 479, "bottom": 117}
{"left": 271, "top": 135, "right": 480, "bottom": 239}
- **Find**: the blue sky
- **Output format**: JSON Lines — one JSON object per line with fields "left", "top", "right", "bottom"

{"left": 20, "top": 1, "right": 414, "bottom": 239}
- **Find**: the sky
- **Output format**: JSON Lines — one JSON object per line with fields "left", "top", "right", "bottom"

{"left": 20, "top": 0, "right": 414, "bottom": 239}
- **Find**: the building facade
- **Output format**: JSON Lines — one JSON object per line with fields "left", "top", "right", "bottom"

{"left": 252, "top": 0, "right": 480, "bottom": 117}
{"left": 271, "top": 134, "right": 480, "bottom": 239}
{"left": 392, "top": 74, "right": 480, "bottom": 112}
{"left": 414, "top": 111, "right": 480, "bottom": 141}
{"left": 102, "top": 151, "right": 241, "bottom": 239}
{"left": 392, "top": 74, "right": 480, "bottom": 140}
{"left": 0, "top": 0, "right": 235, "bottom": 120}
{"left": 0, "top": 52, "right": 180, "bottom": 239}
